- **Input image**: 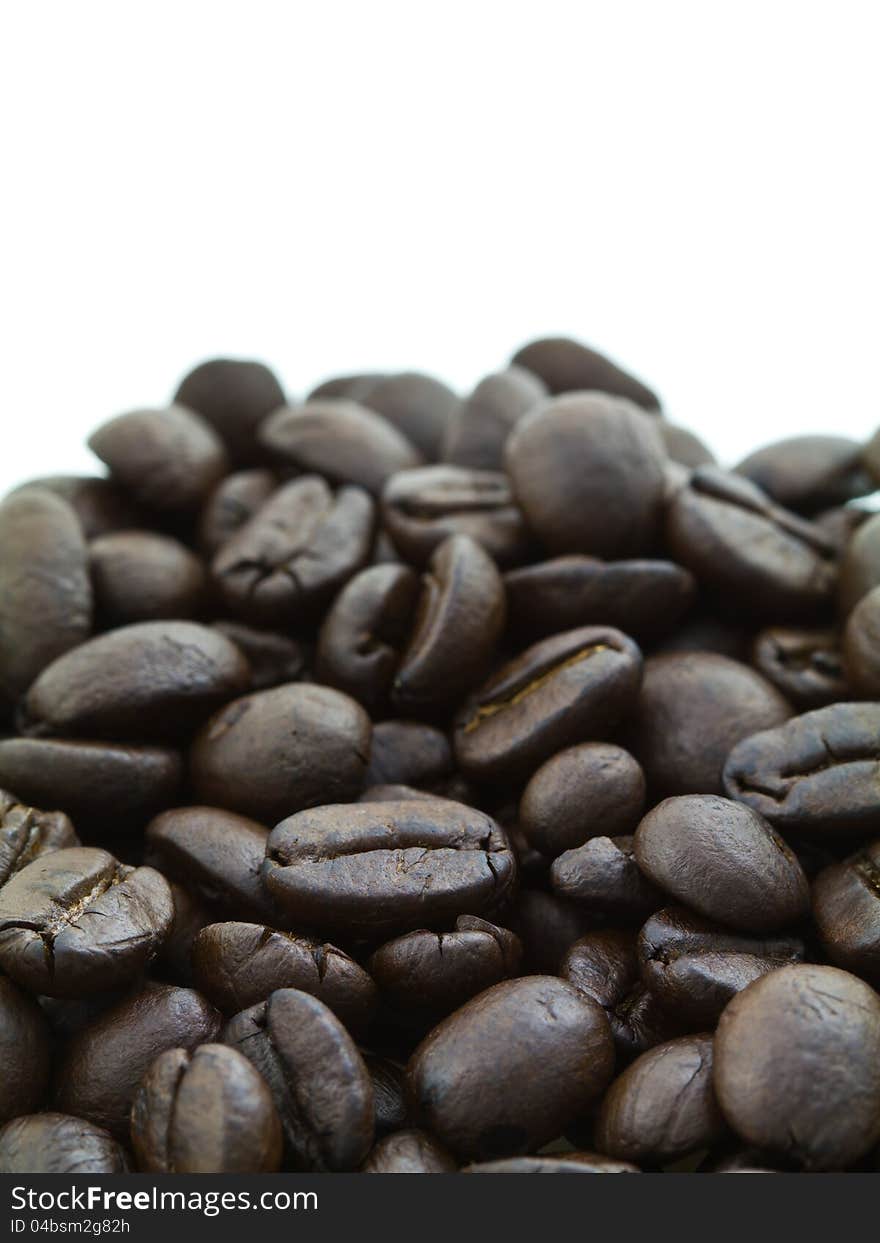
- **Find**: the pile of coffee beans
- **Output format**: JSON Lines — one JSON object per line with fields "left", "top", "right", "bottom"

{"left": 3, "top": 337, "right": 880, "bottom": 1174}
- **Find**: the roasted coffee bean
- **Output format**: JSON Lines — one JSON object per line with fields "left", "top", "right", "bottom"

{"left": 704, "top": 1148, "right": 781, "bottom": 1174}
{"left": 261, "top": 400, "right": 423, "bottom": 493}
{"left": 551, "top": 835, "right": 662, "bottom": 921}
{"left": 8, "top": 475, "right": 144, "bottom": 540}
{"left": 0, "top": 975, "right": 51, "bottom": 1124}
{"left": 714, "top": 964, "right": 880, "bottom": 1170}
{"left": 0, "top": 1113, "right": 129, "bottom": 1174}
{"left": 839, "top": 511, "right": 880, "bottom": 615}
{"left": 0, "top": 846, "right": 172, "bottom": 996}
{"left": 369, "top": 916, "right": 521, "bottom": 1022}
{"left": 843, "top": 584, "right": 880, "bottom": 696}
{"left": 362, "top": 372, "right": 458, "bottom": 460}
{"left": 145, "top": 807, "right": 277, "bottom": 923}
{"left": 596, "top": 1034, "right": 726, "bottom": 1164}
{"left": 361, "top": 1129, "right": 457, "bottom": 1173}
{"left": 637, "top": 907, "right": 804, "bottom": 1026}
{"left": 198, "top": 469, "right": 279, "bottom": 556}
{"left": 0, "top": 738, "right": 182, "bottom": 831}
{"left": 505, "top": 394, "right": 667, "bottom": 558}
{"left": 0, "top": 788, "right": 78, "bottom": 887}
{"left": 735, "top": 435, "right": 873, "bottom": 515}
{"left": 610, "top": 982, "right": 685, "bottom": 1064}
{"left": 633, "top": 795, "right": 809, "bottom": 932}
{"left": 222, "top": 988, "right": 374, "bottom": 1170}
{"left": 751, "top": 626, "right": 847, "bottom": 708}
{"left": 864, "top": 425, "right": 880, "bottom": 484}
{"left": 211, "top": 621, "right": 307, "bottom": 691}
{"left": 55, "top": 983, "right": 220, "bottom": 1138}
{"left": 508, "top": 888, "right": 593, "bottom": 975}
{"left": 0, "top": 489, "right": 92, "bottom": 701}
{"left": 19, "top": 621, "right": 250, "bottom": 742}
{"left": 364, "top": 721, "right": 453, "bottom": 790}
{"left": 653, "top": 610, "right": 753, "bottom": 662}
{"left": 174, "top": 357, "right": 285, "bottom": 465}
{"left": 815, "top": 503, "right": 872, "bottom": 554}
{"left": 90, "top": 530, "right": 205, "bottom": 625}
{"left": 364, "top": 1055, "right": 409, "bottom": 1136}
{"left": 408, "top": 976, "right": 614, "bottom": 1159}
{"left": 465, "top": 1154, "right": 640, "bottom": 1173}
{"left": 442, "top": 368, "right": 546, "bottom": 471}
{"left": 629, "top": 652, "right": 790, "bottom": 797}
{"left": 511, "top": 336, "right": 659, "bottom": 409}
{"left": 455, "top": 627, "right": 643, "bottom": 786}
{"left": 131, "top": 1043, "right": 282, "bottom": 1173}
{"left": 211, "top": 475, "right": 374, "bottom": 625}
{"left": 382, "top": 466, "right": 534, "bottom": 568}
{"left": 264, "top": 800, "right": 515, "bottom": 938}
{"left": 308, "top": 373, "right": 388, "bottom": 403}
{"left": 658, "top": 422, "right": 715, "bottom": 468}
{"left": 158, "top": 882, "right": 212, "bottom": 986}
{"left": 192, "top": 921, "right": 377, "bottom": 1029}
{"left": 665, "top": 467, "right": 838, "bottom": 620}
{"left": 723, "top": 702, "right": 880, "bottom": 837}
{"left": 505, "top": 557, "right": 696, "bottom": 644}
{"left": 189, "top": 683, "right": 371, "bottom": 824}
{"left": 812, "top": 840, "right": 880, "bottom": 985}
{"left": 562, "top": 929, "right": 639, "bottom": 1013}
{"left": 520, "top": 743, "right": 646, "bottom": 857}
{"left": 88, "top": 406, "right": 228, "bottom": 513}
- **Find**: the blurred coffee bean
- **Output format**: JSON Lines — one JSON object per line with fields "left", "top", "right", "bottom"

{"left": 364, "top": 720, "right": 453, "bottom": 790}
{"left": 361, "top": 1129, "right": 457, "bottom": 1173}
{"left": 813, "top": 840, "right": 880, "bottom": 985}
{"left": 174, "top": 357, "right": 285, "bottom": 464}
{"left": 0, "top": 1114, "right": 129, "bottom": 1174}
{"left": 90, "top": 530, "right": 205, "bottom": 625}
{"left": 442, "top": 367, "right": 545, "bottom": 471}
{"left": 211, "top": 621, "right": 307, "bottom": 691}
{"left": 511, "top": 336, "right": 659, "bottom": 409}
{"left": 8, "top": 475, "right": 144, "bottom": 539}
{"left": 0, "top": 787, "right": 78, "bottom": 887}
{"left": 839, "top": 511, "right": 880, "bottom": 614}
{"left": 735, "top": 435, "right": 873, "bottom": 514}
{"left": 751, "top": 626, "right": 847, "bottom": 708}
{"left": 843, "top": 584, "right": 880, "bottom": 695}
{"left": 657, "top": 422, "right": 715, "bottom": 468}
{"left": 361, "top": 372, "right": 458, "bottom": 460}
{"left": 0, "top": 975, "right": 51, "bottom": 1124}
{"left": 198, "top": 468, "right": 278, "bottom": 555}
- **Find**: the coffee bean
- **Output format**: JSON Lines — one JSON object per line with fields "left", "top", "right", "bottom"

{"left": 843, "top": 584, "right": 880, "bottom": 695}
{"left": 0, "top": 787, "right": 78, "bottom": 887}
{"left": 198, "top": 469, "right": 279, "bottom": 556}
{"left": 0, "top": 846, "right": 172, "bottom": 996}
{"left": 511, "top": 336, "right": 659, "bottom": 409}
{"left": 561, "top": 929, "right": 640, "bottom": 1017}
{"left": 174, "top": 357, "right": 285, "bottom": 465}
{"left": 714, "top": 964, "right": 880, "bottom": 1170}
{"left": 189, "top": 683, "right": 371, "bottom": 824}
{"left": 551, "top": 835, "right": 663, "bottom": 921}
{"left": 364, "top": 721, "right": 453, "bottom": 790}
{"left": 308, "top": 373, "right": 388, "bottom": 403}
{"left": 361, "top": 1129, "right": 457, "bottom": 1173}
{"left": 658, "top": 422, "right": 715, "bottom": 468}
{"left": 0, "top": 1113, "right": 129, "bottom": 1174}
{"left": 222, "top": 988, "right": 374, "bottom": 1170}
{"left": 8, "top": 475, "right": 144, "bottom": 540}
{"left": 158, "top": 881, "right": 212, "bottom": 986}
{"left": 131, "top": 1043, "right": 282, "bottom": 1173}
{"left": 408, "top": 976, "right": 614, "bottom": 1159}
{"left": 508, "top": 888, "right": 593, "bottom": 975}
{"left": 361, "top": 372, "right": 458, "bottom": 460}
{"left": 90, "top": 530, "right": 206, "bottom": 625}
{"left": 735, "top": 435, "right": 873, "bottom": 515}
{"left": 653, "top": 610, "right": 753, "bottom": 662}
{"left": 264, "top": 799, "right": 515, "bottom": 937}
{"left": 442, "top": 368, "right": 546, "bottom": 471}
{"left": 0, "top": 975, "right": 51, "bottom": 1124}
{"left": 751, "top": 626, "right": 848, "bottom": 708}
{"left": 464, "top": 1153, "right": 640, "bottom": 1173}
{"left": 839, "top": 511, "right": 880, "bottom": 614}
{"left": 812, "top": 840, "right": 880, "bottom": 985}
{"left": 364, "top": 1055, "right": 409, "bottom": 1136}
{"left": 211, "top": 621, "right": 307, "bottom": 692}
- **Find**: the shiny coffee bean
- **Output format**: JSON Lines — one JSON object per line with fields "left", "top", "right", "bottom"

{"left": 211, "top": 621, "right": 307, "bottom": 692}
{"left": 19, "top": 621, "right": 249, "bottom": 742}
{"left": 174, "top": 357, "right": 285, "bottom": 464}
{"left": 0, "top": 787, "right": 78, "bottom": 887}
{"left": 55, "top": 983, "right": 221, "bottom": 1139}
{"left": 408, "top": 976, "right": 614, "bottom": 1159}
{"left": 609, "top": 982, "right": 686, "bottom": 1064}
{"left": 198, "top": 468, "right": 279, "bottom": 556}
{"left": 0, "top": 975, "right": 51, "bottom": 1124}
{"left": 751, "top": 626, "right": 847, "bottom": 708}
{"left": 561, "top": 929, "right": 640, "bottom": 1018}
{"left": 520, "top": 742, "right": 646, "bottom": 857}
{"left": 88, "top": 405, "right": 228, "bottom": 513}
{"left": 465, "top": 1154, "right": 640, "bottom": 1173}
{"left": 192, "top": 921, "right": 377, "bottom": 1030}
{"left": 723, "top": 702, "right": 880, "bottom": 837}
{"left": 0, "top": 489, "right": 92, "bottom": 701}
{"left": 0, "top": 846, "right": 173, "bottom": 997}
{"left": 551, "top": 835, "right": 663, "bottom": 921}
{"left": 443, "top": 367, "right": 545, "bottom": 471}
{"left": 505, "top": 394, "right": 667, "bottom": 558}
{"left": 0, "top": 1114, "right": 129, "bottom": 1174}
{"left": 511, "top": 336, "right": 659, "bottom": 409}
{"left": 189, "top": 683, "right": 371, "bottom": 824}
{"left": 90, "top": 530, "right": 205, "bottom": 625}
{"left": 131, "top": 1043, "right": 282, "bottom": 1173}
{"left": 504, "top": 557, "right": 696, "bottom": 644}
{"left": 8, "top": 475, "right": 144, "bottom": 540}
{"left": 735, "top": 435, "right": 873, "bottom": 515}
{"left": 714, "top": 965, "right": 880, "bottom": 1170}
{"left": 455, "top": 626, "right": 643, "bottom": 786}
{"left": 629, "top": 652, "right": 790, "bottom": 797}
{"left": 361, "top": 372, "right": 458, "bottom": 460}
{"left": 361, "top": 1129, "right": 457, "bottom": 1173}
{"left": 812, "top": 840, "right": 880, "bottom": 985}
{"left": 843, "top": 584, "right": 880, "bottom": 696}
{"left": 264, "top": 799, "right": 515, "bottom": 938}
{"left": 364, "top": 721, "right": 453, "bottom": 790}
{"left": 364, "top": 1055, "right": 409, "bottom": 1136}
{"left": 222, "top": 988, "right": 374, "bottom": 1170}
{"left": 839, "top": 511, "right": 880, "bottom": 615}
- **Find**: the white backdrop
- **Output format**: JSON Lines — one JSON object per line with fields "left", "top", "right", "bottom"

{"left": 1, "top": 1, "right": 878, "bottom": 496}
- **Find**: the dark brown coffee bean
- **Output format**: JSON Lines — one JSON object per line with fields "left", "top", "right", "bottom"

{"left": 722, "top": 702, "right": 880, "bottom": 837}
{"left": 0, "top": 738, "right": 182, "bottom": 832}
{"left": 264, "top": 799, "right": 515, "bottom": 938}
{"left": 361, "top": 1128, "right": 457, "bottom": 1173}
{"left": 382, "top": 466, "right": 534, "bottom": 568}
{"left": 735, "top": 435, "right": 873, "bottom": 515}
{"left": 714, "top": 964, "right": 880, "bottom": 1170}
{"left": 628, "top": 652, "right": 790, "bottom": 797}
{"left": 308, "top": 373, "right": 388, "bottom": 402}
{"left": 364, "top": 1055, "right": 408, "bottom": 1136}
{"left": 551, "top": 835, "right": 663, "bottom": 921}
{"left": 504, "top": 557, "right": 696, "bottom": 644}
{"left": 174, "top": 357, "right": 285, "bottom": 464}
{"left": 364, "top": 721, "right": 452, "bottom": 790}
{"left": 751, "top": 626, "right": 847, "bottom": 708}
{"left": 261, "top": 400, "right": 423, "bottom": 493}
{"left": 665, "top": 467, "right": 838, "bottom": 620}
{"left": 442, "top": 368, "right": 546, "bottom": 471}
{"left": 511, "top": 336, "right": 659, "bottom": 409}
{"left": 0, "top": 846, "right": 173, "bottom": 997}
{"left": 839, "top": 511, "right": 880, "bottom": 615}
{"left": 653, "top": 609, "right": 754, "bottom": 662}
{"left": 192, "top": 921, "right": 377, "bottom": 1029}
{"left": 189, "top": 683, "right": 371, "bottom": 824}
{"left": 88, "top": 406, "right": 228, "bottom": 513}
{"left": 611, "top": 982, "right": 685, "bottom": 1064}
{"left": 812, "top": 840, "right": 880, "bottom": 985}
{"left": 211, "top": 621, "right": 307, "bottom": 691}
{"left": 131, "top": 1043, "right": 282, "bottom": 1173}
{"left": 198, "top": 469, "right": 279, "bottom": 556}
{"left": 0, "top": 1113, "right": 129, "bottom": 1174}
{"left": 145, "top": 807, "right": 277, "bottom": 923}
{"left": 454, "top": 626, "right": 643, "bottom": 786}
{"left": 0, "top": 975, "right": 51, "bottom": 1124}
{"left": 55, "top": 983, "right": 221, "bottom": 1138}
{"left": 8, "top": 475, "right": 145, "bottom": 540}
{"left": 0, "top": 489, "right": 92, "bottom": 701}
{"left": 843, "top": 584, "right": 880, "bottom": 696}
{"left": 658, "top": 422, "right": 715, "bottom": 468}
{"left": 465, "top": 1153, "right": 640, "bottom": 1173}
{"left": 362, "top": 372, "right": 458, "bottom": 460}
{"left": 222, "top": 988, "right": 374, "bottom": 1170}
{"left": 90, "top": 530, "right": 206, "bottom": 625}
{"left": 408, "top": 976, "right": 614, "bottom": 1159}
{"left": 158, "top": 882, "right": 213, "bottom": 986}
{"left": 596, "top": 1033, "right": 726, "bottom": 1163}
{"left": 561, "top": 930, "right": 640, "bottom": 1017}
{"left": 508, "top": 889, "right": 593, "bottom": 975}
{"left": 211, "top": 475, "right": 375, "bottom": 625}
{"left": 520, "top": 742, "right": 646, "bottom": 857}
{"left": 0, "top": 787, "right": 78, "bottom": 887}
{"left": 19, "top": 621, "right": 250, "bottom": 743}
{"left": 505, "top": 394, "right": 667, "bottom": 558}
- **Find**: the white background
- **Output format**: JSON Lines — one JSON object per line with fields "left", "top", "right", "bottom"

{"left": 1, "top": 1, "right": 878, "bottom": 496}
